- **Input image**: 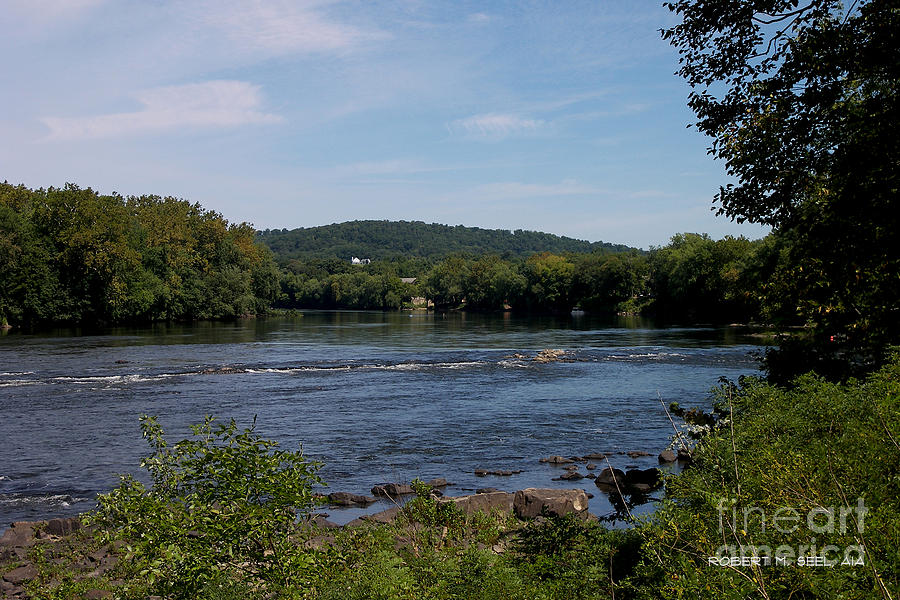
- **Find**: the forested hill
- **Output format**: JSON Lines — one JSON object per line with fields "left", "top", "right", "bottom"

{"left": 257, "top": 220, "right": 635, "bottom": 261}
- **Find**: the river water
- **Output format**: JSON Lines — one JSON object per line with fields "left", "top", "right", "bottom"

{"left": 0, "top": 311, "right": 764, "bottom": 528}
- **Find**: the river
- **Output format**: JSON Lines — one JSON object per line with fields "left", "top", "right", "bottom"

{"left": 0, "top": 311, "right": 765, "bottom": 528}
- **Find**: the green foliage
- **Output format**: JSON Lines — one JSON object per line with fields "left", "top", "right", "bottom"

{"left": 641, "top": 355, "right": 900, "bottom": 598}
{"left": 515, "top": 513, "right": 645, "bottom": 596}
{"left": 662, "top": 0, "right": 899, "bottom": 379}
{"left": 257, "top": 219, "right": 634, "bottom": 262}
{"left": 403, "top": 479, "right": 466, "bottom": 533}
{"left": 0, "top": 183, "right": 279, "bottom": 327}
{"left": 648, "top": 233, "right": 763, "bottom": 322}
{"left": 87, "top": 415, "right": 323, "bottom": 599}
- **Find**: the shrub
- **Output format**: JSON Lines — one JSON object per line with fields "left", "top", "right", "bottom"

{"left": 87, "top": 415, "right": 323, "bottom": 599}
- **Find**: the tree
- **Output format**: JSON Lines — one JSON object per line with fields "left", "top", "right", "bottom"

{"left": 663, "top": 0, "right": 899, "bottom": 379}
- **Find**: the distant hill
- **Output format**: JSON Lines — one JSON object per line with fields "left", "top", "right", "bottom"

{"left": 257, "top": 220, "right": 636, "bottom": 261}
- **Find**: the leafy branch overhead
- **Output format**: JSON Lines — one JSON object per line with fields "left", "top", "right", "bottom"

{"left": 663, "top": 0, "right": 899, "bottom": 379}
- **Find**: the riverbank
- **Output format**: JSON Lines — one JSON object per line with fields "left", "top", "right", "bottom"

{"left": 0, "top": 485, "right": 633, "bottom": 599}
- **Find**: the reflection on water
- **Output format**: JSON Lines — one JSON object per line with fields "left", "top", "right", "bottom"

{"left": 0, "top": 311, "right": 765, "bottom": 526}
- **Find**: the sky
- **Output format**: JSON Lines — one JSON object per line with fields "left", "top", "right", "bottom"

{"left": 0, "top": 0, "right": 770, "bottom": 249}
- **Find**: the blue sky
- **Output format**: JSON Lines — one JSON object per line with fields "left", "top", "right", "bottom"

{"left": 0, "top": 0, "right": 769, "bottom": 249}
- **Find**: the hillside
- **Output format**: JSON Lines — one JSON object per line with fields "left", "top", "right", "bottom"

{"left": 257, "top": 220, "right": 635, "bottom": 261}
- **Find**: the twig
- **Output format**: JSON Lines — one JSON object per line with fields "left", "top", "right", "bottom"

{"left": 658, "top": 391, "right": 690, "bottom": 455}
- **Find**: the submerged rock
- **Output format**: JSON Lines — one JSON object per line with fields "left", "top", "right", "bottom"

{"left": 539, "top": 455, "right": 574, "bottom": 465}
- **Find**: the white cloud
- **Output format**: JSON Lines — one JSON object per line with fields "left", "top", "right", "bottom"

{"left": 448, "top": 113, "right": 543, "bottom": 140}
{"left": 41, "top": 80, "right": 282, "bottom": 141}
{"left": 199, "top": 0, "right": 386, "bottom": 56}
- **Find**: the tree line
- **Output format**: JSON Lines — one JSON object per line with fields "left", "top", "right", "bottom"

{"left": 0, "top": 183, "right": 280, "bottom": 327}
{"left": 257, "top": 219, "right": 634, "bottom": 261}
{"left": 276, "top": 232, "right": 787, "bottom": 325}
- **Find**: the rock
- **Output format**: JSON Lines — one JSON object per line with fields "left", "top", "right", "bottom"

{"left": 557, "top": 471, "right": 584, "bottom": 481}
{"left": 304, "top": 534, "right": 337, "bottom": 550}
{"left": 114, "top": 359, "right": 129, "bottom": 364}
{"left": 539, "top": 455, "right": 574, "bottom": 464}
{"left": 584, "top": 452, "right": 607, "bottom": 460}
{"left": 585, "top": 473, "right": 597, "bottom": 479}
{"left": 363, "top": 507, "right": 401, "bottom": 524}
{"left": 310, "top": 515, "right": 340, "bottom": 529}
{"left": 88, "top": 548, "right": 109, "bottom": 563}
{"left": 594, "top": 467, "right": 625, "bottom": 488}
{"left": 513, "top": 488, "right": 589, "bottom": 519}
{"left": 597, "top": 467, "right": 662, "bottom": 495}
{"left": 563, "top": 464, "right": 579, "bottom": 471}
{"left": 677, "top": 448, "right": 693, "bottom": 461}
{"left": 442, "top": 492, "right": 514, "bottom": 515}
{"left": 44, "top": 517, "right": 81, "bottom": 537}
{"left": 371, "top": 483, "right": 414, "bottom": 498}
{"left": 627, "top": 451, "right": 652, "bottom": 458}
{"left": 0, "top": 521, "right": 40, "bottom": 547}
{"left": 3, "top": 563, "right": 38, "bottom": 585}
{"left": 476, "top": 487, "right": 499, "bottom": 494}
{"left": 425, "top": 478, "right": 450, "bottom": 488}
{"left": 658, "top": 450, "right": 677, "bottom": 463}
{"left": 327, "top": 491, "right": 377, "bottom": 506}
{"left": 585, "top": 463, "right": 596, "bottom": 470}
{"left": 624, "top": 468, "right": 662, "bottom": 489}
{"left": 475, "top": 469, "right": 521, "bottom": 476}
{"left": 534, "top": 349, "right": 568, "bottom": 363}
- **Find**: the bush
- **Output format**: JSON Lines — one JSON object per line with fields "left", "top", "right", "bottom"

{"left": 87, "top": 415, "right": 323, "bottom": 599}
{"left": 640, "top": 355, "right": 900, "bottom": 598}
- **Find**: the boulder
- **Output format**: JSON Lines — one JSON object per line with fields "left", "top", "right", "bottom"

{"left": 658, "top": 450, "right": 677, "bottom": 463}
{"left": 346, "top": 506, "right": 403, "bottom": 526}
{"left": 556, "top": 471, "right": 584, "bottom": 481}
{"left": 309, "top": 515, "right": 340, "bottom": 529}
{"left": 327, "top": 491, "right": 377, "bottom": 506}
{"left": 425, "top": 478, "right": 450, "bottom": 488}
{"left": 585, "top": 463, "right": 597, "bottom": 470}
{"left": 677, "top": 448, "right": 693, "bottom": 462}
{"left": 44, "top": 517, "right": 81, "bottom": 536}
{"left": 476, "top": 487, "right": 500, "bottom": 494}
{"left": 442, "top": 492, "right": 514, "bottom": 515}
{"left": 513, "top": 488, "right": 589, "bottom": 519}
{"left": 594, "top": 467, "right": 625, "bottom": 488}
{"left": 626, "top": 451, "right": 652, "bottom": 458}
{"left": 44, "top": 517, "right": 81, "bottom": 537}
{"left": 3, "top": 563, "right": 38, "bottom": 585}
{"left": 0, "top": 522, "right": 39, "bottom": 548}
{"left": 584, "top": 452, "right": 607, "bottom": 460}
{"left": 371, "top": 483, "right": 414, "bottom": 498}
{"left": 624, "top": 468, "right": 662, "bottom": 489}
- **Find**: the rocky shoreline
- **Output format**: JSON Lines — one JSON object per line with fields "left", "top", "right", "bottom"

{"left": 1, "top": 448, "right": 689, "bottom": 597}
